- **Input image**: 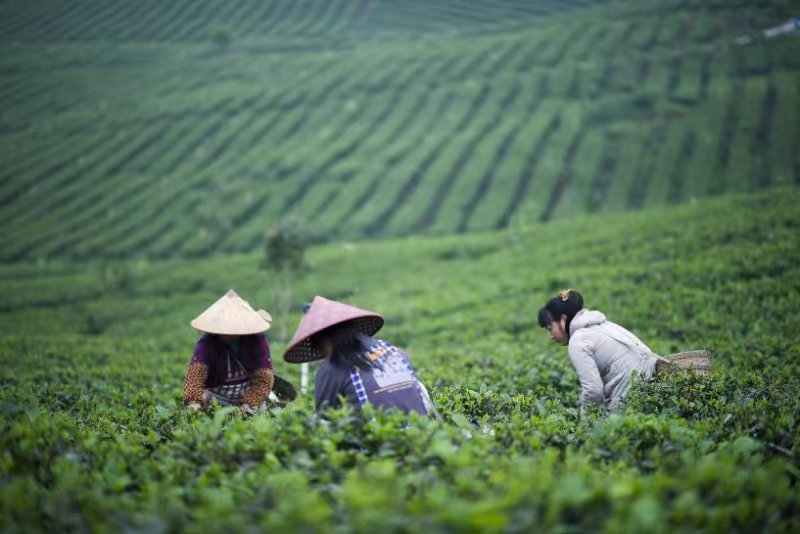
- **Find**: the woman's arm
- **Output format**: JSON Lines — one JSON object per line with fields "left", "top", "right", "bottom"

{"left": 184, "top": 362, "right": 209, "bottom": 407}
{"left": 567, "top": 335, "right": 605, "bottom": 413}
{"left": 241, "top": 368, "right": 274, "bottom": 408}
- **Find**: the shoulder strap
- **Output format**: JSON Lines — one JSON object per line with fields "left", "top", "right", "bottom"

{"left": 602, "top": 323, "right": 671, "bottom": 364}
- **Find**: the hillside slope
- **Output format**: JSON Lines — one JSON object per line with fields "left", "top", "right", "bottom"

{"left": 1, "top": 0, "right": 798, "bottom": 260}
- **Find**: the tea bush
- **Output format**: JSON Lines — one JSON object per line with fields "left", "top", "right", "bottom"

{"left": 1, "top": 189, "right": 799, "bottom": 531}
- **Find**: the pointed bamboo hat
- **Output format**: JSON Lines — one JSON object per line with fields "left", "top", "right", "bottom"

{"left": 283, "top": 296, "right": 383, "bottom": 363}
{"left": 191, "top": 289, "right": 272, "bottom": 335}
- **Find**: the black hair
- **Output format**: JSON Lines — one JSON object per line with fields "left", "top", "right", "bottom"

{"left": 313, "top": 322, "right": 382, "bottom": 370}
{"left": 537, "top": 307, "right": 555, "bottom": 328}
{"left": 537, "top": 289, "right": 584, "bottom": 336}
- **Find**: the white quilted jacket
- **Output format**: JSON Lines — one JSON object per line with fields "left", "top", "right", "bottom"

{"left": 568, "top": 308, "right": 657, "bottom": 413}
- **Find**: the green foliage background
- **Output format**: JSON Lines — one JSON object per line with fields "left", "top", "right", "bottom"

{"left": 1, "top": 189, "right": 799, "bottom": 531}
{"left": 0, "top": 0, "right": 798, "bottom": 260}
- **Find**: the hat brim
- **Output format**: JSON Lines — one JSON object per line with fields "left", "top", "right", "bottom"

{"left": 283, "top": 316, "right": 383, "bottom": 363}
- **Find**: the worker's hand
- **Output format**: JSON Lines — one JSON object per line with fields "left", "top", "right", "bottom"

{"left": 241, "top": 403, "right": 255, "bottom": 416}
{"left": 188, "top": 402, "right": 202, "bottom": 411}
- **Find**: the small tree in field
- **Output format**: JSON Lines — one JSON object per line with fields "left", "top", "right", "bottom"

{"left": 263, "top": 217, "right": 308, "bottom": 273}
{"left": 263, "top": 218, "right": 309, "bottom": 340}
{"left": 210, "top": 25, "right": 234, "bottom": 52}
{"left": 263, "top": 217, "right": 310, "bottom": 391}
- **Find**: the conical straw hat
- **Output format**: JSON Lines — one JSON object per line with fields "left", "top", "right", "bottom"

{"left": 191, "top": 289, "right": 272, "bottom": 335}
{"left": 283, "top": 296, "right": 383, "bottom": 363}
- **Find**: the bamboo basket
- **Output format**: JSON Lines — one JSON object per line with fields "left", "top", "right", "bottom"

{"left": 270, "top": 373, "right": 299, "bottom": 405}
{"left": 654, "top": 350, "right": 713, "bottom": 377}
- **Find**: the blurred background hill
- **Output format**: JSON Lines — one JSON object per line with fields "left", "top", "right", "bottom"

{"left": 0, "top": 0, "right": 798, "bottom": 261}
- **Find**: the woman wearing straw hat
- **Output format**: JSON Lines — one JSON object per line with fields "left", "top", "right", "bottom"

{"left": 184, "top": 289, "right": 276, "bottom": 414}
{"left": 284, "top": 296, "right": 436, "bottom": 416}
{"left": 538, "top": 289, "right": 711, "bottom": 415}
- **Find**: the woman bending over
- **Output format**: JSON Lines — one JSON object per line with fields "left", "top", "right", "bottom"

{"left": 538, "top": 289, "right": 657, "bottom": 415}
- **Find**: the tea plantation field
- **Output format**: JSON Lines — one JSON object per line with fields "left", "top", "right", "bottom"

{"left": 1, "top": 188, "right": 799, "bottom": 531}
{"left": 1, "top": 0, "right": 799, "bottom": 260}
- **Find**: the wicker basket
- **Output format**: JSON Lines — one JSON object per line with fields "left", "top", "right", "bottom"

{"left": 270, "top": 373, "right": 299, "bottom": 405}
{"left": 655, "top": 350, "right": 713, "bottom": 377}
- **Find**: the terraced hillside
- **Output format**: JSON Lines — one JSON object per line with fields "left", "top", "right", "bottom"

{"left": 1, "top": 0, "right": 798, "bottom": 260}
